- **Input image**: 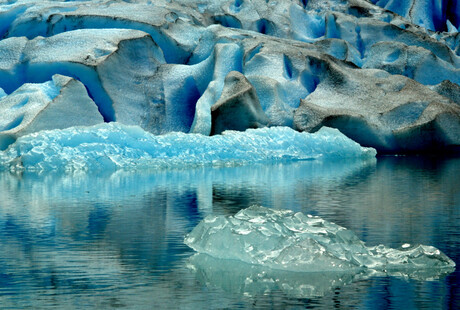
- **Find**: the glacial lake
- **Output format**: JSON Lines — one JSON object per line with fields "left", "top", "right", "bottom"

{"left": 0, "top": 156, "right": 459, "bottom": 309}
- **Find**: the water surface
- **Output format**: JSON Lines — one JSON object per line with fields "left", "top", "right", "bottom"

{"left": 0, "top": 157, "right": 459, "bottom": 309}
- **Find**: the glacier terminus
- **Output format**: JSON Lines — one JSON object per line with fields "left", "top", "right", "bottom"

{"left": 0, "top": 0, "right": 459, "bottom": 155}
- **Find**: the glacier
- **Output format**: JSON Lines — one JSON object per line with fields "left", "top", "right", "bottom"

{"left": 0, "top": 123, "right": 375, "bottom": 172}
{"left": 0, "top": 75, "right": 103, "bottom": 151}
{"left": 0, "top": 0, "right": 458, "bottom": 154}
{"left": 185, "top": 206, "right": 456, "bottom": 272}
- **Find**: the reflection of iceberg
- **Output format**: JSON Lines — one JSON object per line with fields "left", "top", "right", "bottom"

{"left": 188, "top": 253, "right": 362, "bottom": 298}
{"left": 0, "top": 123, "right": 375, "bottom": 172}
{"left": 185, "top": 206, "right": 455, "bottom": 272}
{"left": 187, "top": 253, "right": 455, "bottom": 299}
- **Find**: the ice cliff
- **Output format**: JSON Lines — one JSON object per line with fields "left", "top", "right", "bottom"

{"left": 185, "top": 206, "right": 456, "bottom": 272}
{"left": 0, "top": 0, "right": 459, "bottom": 155}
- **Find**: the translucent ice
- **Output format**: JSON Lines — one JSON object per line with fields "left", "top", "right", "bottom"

{"left": 0, "top": 123, "right": 376, "bottom": 172}
{"left": 185, "top": 206, "right": 455, "bottom": 272}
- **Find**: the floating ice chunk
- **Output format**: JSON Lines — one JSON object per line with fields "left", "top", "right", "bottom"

{"left": 0, "top": 123, "right": 375, "bottom": 172}
{"left": 185, "top": 206, "right": 455, "bottom": 272}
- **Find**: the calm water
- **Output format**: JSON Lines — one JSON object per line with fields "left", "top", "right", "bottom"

{"left": 0, "top": 156, "right": 459, "bottom": 309}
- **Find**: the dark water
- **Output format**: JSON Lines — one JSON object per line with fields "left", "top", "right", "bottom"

{"left": 0, "top": 156, "right": 459, "bottom": 309}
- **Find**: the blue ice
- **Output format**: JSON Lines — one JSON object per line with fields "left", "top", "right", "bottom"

{"left": 0, "top": 123, "right": 376, "bottom": 172}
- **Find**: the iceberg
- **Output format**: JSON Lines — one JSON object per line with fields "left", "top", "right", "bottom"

{"left": 185, "top": 206, "right": 455, "bottom": 272}
{"left": 0, "top": 123, "right": 375, "bottom": 172}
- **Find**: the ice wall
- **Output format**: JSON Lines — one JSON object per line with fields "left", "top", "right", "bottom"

{"left": 0, "top": 75, "right": 103, "bottom": 151}
{"left": 0, "top": 123, "right": 376, "bottom": 172}
{"left": 0, "top": 0, "right": 458, "bottom": 153}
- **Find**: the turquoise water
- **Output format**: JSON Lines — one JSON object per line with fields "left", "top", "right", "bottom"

{"left": 0, "top": 156, "right": 459, "bottom": 309}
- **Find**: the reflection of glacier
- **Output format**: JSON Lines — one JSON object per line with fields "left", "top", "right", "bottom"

{"left": 0, "top": 159, "right": 377, "bottom": 308}
{"left": 0, "top": 123, "right": 375, "bottom": 172}
{"left": 0, "top": 158, "right": 459, "bottom": 308}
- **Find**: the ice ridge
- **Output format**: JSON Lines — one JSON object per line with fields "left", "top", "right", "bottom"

{"left": 185, "top": 206, "right": 456, "bottom": 272}
{"left": 0, "top": 122, "right": 376, "bottom": 172}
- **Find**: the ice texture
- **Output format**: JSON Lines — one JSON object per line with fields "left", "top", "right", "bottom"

{"left": 293, "top": 69, "right": 460, "bottom": 153}
{"left": 0, "top": 123, "right": 375, "bottom": 172}
{"left": 185, "top": 206, "right": 456, "bottom": 272}
{"left": 370, "top": 0, "right": 460, "bottom": 32}
{"left": 210, "top": 71, "right": 269, "bottom": 135}
{"left": 0, "top": 0, "right": 459, "bottom": 153}
{"left": 0, "top": 75, "right": 103, "bottom": 151}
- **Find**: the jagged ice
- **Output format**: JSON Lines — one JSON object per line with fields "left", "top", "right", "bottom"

{"left": 185, "top": 206, "right": 456, "bottom": 272}
{"left": 0, "top": 123, "right": 375, "bottom": 172}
